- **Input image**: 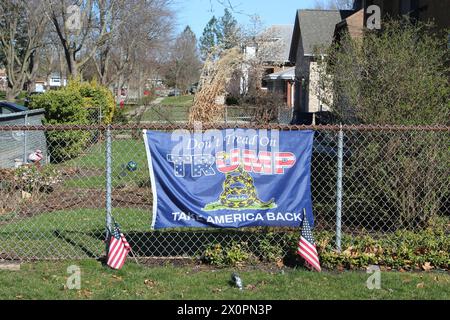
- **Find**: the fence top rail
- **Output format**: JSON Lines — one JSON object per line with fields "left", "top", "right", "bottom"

{"left": 0, "top": 124, "right": 449, "bottom": 132}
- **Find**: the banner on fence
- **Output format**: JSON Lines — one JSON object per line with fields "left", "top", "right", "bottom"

{"left": 143, "top": 129, "right": 314, "bottom": 230}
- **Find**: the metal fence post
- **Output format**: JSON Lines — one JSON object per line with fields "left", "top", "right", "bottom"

{"left": 105, "top": 125, "right": 113, "bottom": 251}
{"left": 23, "top": 113, "right": 28, "bottom": 163}
{"left": 336, "top": 125, "right": 344, "bottom": 252}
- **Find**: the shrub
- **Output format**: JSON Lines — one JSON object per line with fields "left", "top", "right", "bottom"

{"left": 112, "top": 107, "right": 129, "bottom": 124}
{"left": 29, "top": 80, "right": 116, "bottom": 162}
{"left": 30, "top": 89, "right": 90, "bottom": 162}
{"left": 258, "top": 233, "right": 285, "bottom": 262}
{"left": 321, "top": 20, "right": 450, "bottom": 125}
{"left": 241, "top": 91, "right": 284, "bottom": 124}
{"left": 201, "top": 242, "right": 255, "bottom": 267}
{"left": 200, "top": 222, "right": 450, "bottom": 271}
{"left": 70, "top": 80, "right": 116, "bottom": 123}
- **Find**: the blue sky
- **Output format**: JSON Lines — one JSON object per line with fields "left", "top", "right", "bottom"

{"left": 174, "top": 0, "right": 318, "bottom": 38}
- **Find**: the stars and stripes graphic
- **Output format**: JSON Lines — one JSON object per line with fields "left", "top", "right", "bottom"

{"left": 297, "top": 209, "right": 321, "bottom": 272}
{"left": 107, "top": 223, "right": 131, "bottom": 270}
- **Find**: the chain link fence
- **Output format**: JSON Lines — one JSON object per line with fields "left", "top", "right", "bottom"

{"left": 0, "top": 124, "right": 448, "bottom": 261}
{"left": 127, "top": 103, "right": 291, "bottom": 125}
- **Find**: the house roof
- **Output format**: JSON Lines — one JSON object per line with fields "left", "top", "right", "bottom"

{"left": 289, "top": 9, "right": 355, "bottom": 63}
{"left": 257, "top": 24, "right": 294, "bottom": 64}
{"left": 263, "top": 67, "right": 296, "bottom": 81}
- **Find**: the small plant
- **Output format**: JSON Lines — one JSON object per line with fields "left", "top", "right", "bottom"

{"left": 224, "top": 242, "right": 251, "bottom": 266}
{"left": 202, "top": 243, "right": 226, "bottom": 266}
{"left": 258, "top": 235, "right": 284, "bottom": 262}
{"left": 14, "top": 165, "right": 62, "bottom": 194}
{"left": 202, "top": 242, "right": 255, "bottom": 267}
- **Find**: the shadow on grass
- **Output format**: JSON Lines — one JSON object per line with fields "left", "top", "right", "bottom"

{"left": 53, "top": 230, "right": 101, "bottom": 259}
{"left": 2, "top": 228, "right": 301, "bottom": 266}
{"left": 90, "top": 229, "right": 300, "bottom": 266}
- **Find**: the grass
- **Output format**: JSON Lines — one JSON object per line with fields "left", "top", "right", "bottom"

{"left": 0, "top": 208, "right": 149, "bottom": 259}
{"left": 161, "top": 95, "right": 194, "bottom": 107}
{"left": 141, "top": 95, "right": 193, "bottom": 122}
{"left": 63, "top": 139, "right": 149, "bottom": 189}
{"left": 0, "top": 260, "right": 449, "bottom": 300}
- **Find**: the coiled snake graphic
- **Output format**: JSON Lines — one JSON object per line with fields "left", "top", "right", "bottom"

{"left": 218, "top": 166, "right": 275, "bottom": 209}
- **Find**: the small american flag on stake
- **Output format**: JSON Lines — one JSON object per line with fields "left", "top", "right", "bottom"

{"left": 297, "top": 208, "right": 321, "bottom": 272}
{"left": 107, "top": 222, "right": 131, "bottom": 270}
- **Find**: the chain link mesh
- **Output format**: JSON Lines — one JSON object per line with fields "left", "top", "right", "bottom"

{"left": 0, "top": 124, "right": 448, "bottom": 261}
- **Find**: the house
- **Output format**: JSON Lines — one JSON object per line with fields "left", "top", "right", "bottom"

{"left": 334, "top": 8, "right": 365, "bottom": 41}
{"left": 353, "top": 0, "right": 450, "bottom": 31}
{"left": 240, "top": 25, "right": 294, "bottom": 99}
{"left": 289, "top": 10, "right": 354, "bottom": 123}
{"left": 48, "top": 72, "right": 67, "bottom": 89}
{"left": 256, "top": 25, "right": 297, "bottom": 109}
{"left": 257, "top": 25, "right": 295, "bottom": 79}
{"left": 32, "top": 79, "right": 47, "bottom": 93}
{"left": 263, "top": 67, "right": 296, "bottom": 108}
{"left": 335, "top": 0, "right": 450, "bottom": 40}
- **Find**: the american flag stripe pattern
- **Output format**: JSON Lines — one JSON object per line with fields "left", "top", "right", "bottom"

{"left": 107, "top": 224, "right": 131, "bottom": 270}
{"left": 297, "top": 209, "right": 321, "bottom": 272}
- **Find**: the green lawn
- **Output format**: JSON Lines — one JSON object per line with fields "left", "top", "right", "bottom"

{"left": 63, "top": 139, "right": 149, "bottom": 189}
{"left": 0, "top": 260, "right": 448, "bottom": 300}
{"left": 161, "top": 95, "right": 194, "bottom": 107}
{"left": 0, "top": 208, "right": 149, "bottom": 259}
{"left": 141, "top": 95, "right": 193, "bottom": 122}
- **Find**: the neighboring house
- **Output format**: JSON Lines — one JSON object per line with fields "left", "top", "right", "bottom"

{"left": 263, "top": 67, "right": 296, "bottom": 108}
{"left": 334, "top": 9, "right": 365, "bottom": 41}
{"left": 48, "top": 72, "right": 67, "bottom": 89}
{"left": 257, "top": 25, "right": 295, "bottom": 79}
{"left": 28, "top": 73, "right": 67, "bottom": 93}
{"left": 32, "top": 79, "right": 47, "bottom": 93}
{"left": 289, "top": 9, "right": 354, "bottom": 122}
{"left": 336, "top": 0, "right": 450, "bottom": 40}
{"left": 241, "top": 25, "right": 294, "bottom": 107}
{"left": 353, "top": 0, "right": 450, "bottom": 31}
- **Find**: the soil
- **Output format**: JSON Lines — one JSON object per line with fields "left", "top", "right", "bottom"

{"left": 0, "top": 186, "right": 152, "bottom": 226}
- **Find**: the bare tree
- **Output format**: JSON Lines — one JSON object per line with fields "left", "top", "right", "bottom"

{"left": 97, "top": 0, "right": 173, "bottom": 92}
{"left": 43, "top": 0, "right": 120, "bottom": 78}
{"left": 313, "top": 0, "right": 354, "bottom": 10}
{"left": 0, "top": 1, "right": 48, "bottom": 100}
{"left": 164, "top": 26, "right": 202, "bottom": 93}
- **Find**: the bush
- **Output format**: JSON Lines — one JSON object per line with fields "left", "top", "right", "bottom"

{"left": 241, "top": 91, "right": 284, "bottom": 124}
{"left": 30, "top": 89, "right": 90, "bottom": 162}
{"left": 72, "top": 80, "right": 116, "bottom": 123}
{"left": 29, "top": 80, "right": 116, "bottom": 162}
{"left": 322, "top": 19, "right": 450, "bottom": 125}
{"left": 112, "top": 107, "right": 129, "bottom": 124}
{"left": 201, "top": 242, "right": 256, "bottom": 267}
{"left": 316, "top": 222, "right": 449, "bottom": 271}
{"left": 258, "top": 233, "right": 285, "bottom": 262}
{"left": 199, "top": 221, "right": 450, "bottom": 271}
